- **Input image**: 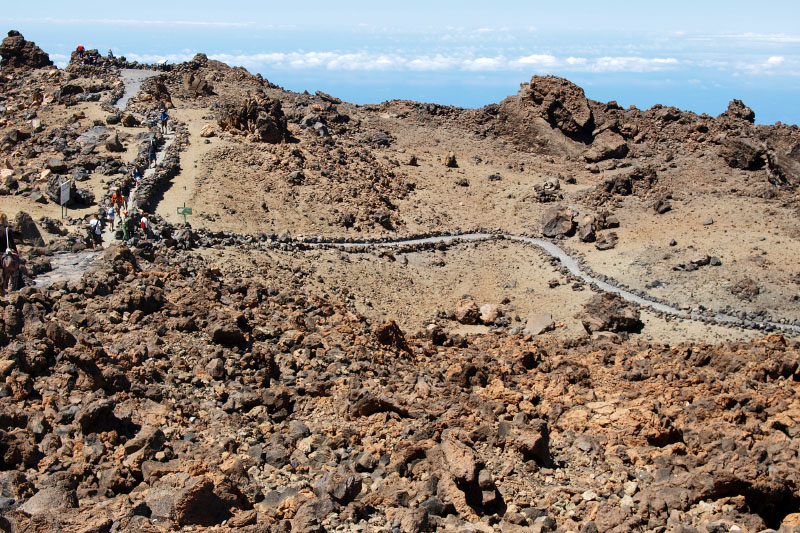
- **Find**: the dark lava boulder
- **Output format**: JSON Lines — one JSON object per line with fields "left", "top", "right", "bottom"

{"left": 541, "top": 205, "right": 576, "bottom": 237}
{"left": 720, "top": 137, "right": 765, "bottom": 170}
{"left": 578, "top": 293, "right": 643, "bottom": 333}
{"left": 525, "top": 75, "right": 594, "bottom": 137}
{"left": 217, "top": 97, "right": 288, "bottom": 143}
{"left": 0, "top": 30, "right": 53, "bottom": 71}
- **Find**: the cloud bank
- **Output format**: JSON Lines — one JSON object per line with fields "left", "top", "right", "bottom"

{"left": 115, "top": 50, "right": 686, "bottom": 74}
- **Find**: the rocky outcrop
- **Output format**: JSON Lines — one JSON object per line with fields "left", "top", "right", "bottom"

{"left": 720, "top": 137, "right": 766, "bottom": 170}
{"left": 0, "top": 31, "right": 52, "bottom": 71}
{"left": 719, "top": 99, "right": 755, "bottom": 123}
{"left": 217, "top": 97, "right": 289, "bottom": 143}
{"left": 137, "top": 78, "right": 173, "bottom": 109}
{"left": 525, "top": 76, "right": 594, "bottom": 137}
{"left": 182, "top": 72, "right": 214, "bottom": 97}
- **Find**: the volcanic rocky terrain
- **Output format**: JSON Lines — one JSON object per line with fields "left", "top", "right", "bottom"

{"left": 1, "top": 30, "right": 800, "bottom": 532}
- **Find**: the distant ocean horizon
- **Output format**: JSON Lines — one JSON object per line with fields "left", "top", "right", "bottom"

{"left": 7, "top": 22, "right": 800, "bottom": 126}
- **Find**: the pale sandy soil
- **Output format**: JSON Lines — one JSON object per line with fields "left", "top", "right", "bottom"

{"left": 195, "top": 241, "right": 760, "bottom": 345}
{"left": 155, "top": 105, "right": 221, "bottom": 225}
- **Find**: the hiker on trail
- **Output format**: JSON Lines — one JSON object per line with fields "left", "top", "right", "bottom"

{"left": 120, "top": 179, "right": 131, "bottom": 210}
{"left": 148, "top": 141, "right": 157, "bottom": 168}
{"left": 133, "top": 164, "right": 143, "bottom": 187}
{"left": 76, "top": 45, "right": 84, "bottom": 62}
{"left": 160, "top": 109, "right": 169, "bottom": 134}
{"left": 111, "top": 188, "right": 124, "bottom": 216}
{"left": 120, "top": 210, "right": 129, "bottom": 241}
{"left": 88, "top": 215, "right": 103, "bottom": 249}
{"left": 0, "top": 212, "right": 19, "bottom": 297}
{"left": 106, "top": 204, "right": 115, "bottom": 231}
{"left": 140, "top": 214, "right": 152, "bottom": 238}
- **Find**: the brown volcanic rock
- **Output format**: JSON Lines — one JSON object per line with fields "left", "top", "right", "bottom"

{"left": 720, "top": 137, "right": 766, "bottom": 170}
{"left": 541, "top": 205, "right": 575, "bottom": 237}
{"left": 526, "top": 75, "right": 594, "bottom": 137}
{"left": 0, "top": 30, "right": 53, "bottom": 71}
{"left": 375, "top": 320, "right": 410, "bottom": 351}
{"left": 719, "top": 99, "right": 756, "bottom": 123}
{"left": 217, "top": 96, "right": 289, "bottom": 143}
{"left": 579, "top": 293, "right": 642, "bottom": 333}
{"left": 584, "top": 130, "right": 629, "bottom": 162}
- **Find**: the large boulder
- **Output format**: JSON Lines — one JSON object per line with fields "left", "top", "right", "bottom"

{"left": 578, "top": 293, "right": 643, "bottom": 334}
{"left": 541, "top": 205, "right": 575, "bottom": 237}
{"left": 182, "top": 72, "right": 214, "bottom": 96}
{"left": 0, "top": 31, "right": 53, "bottom": 71}
{"left": 455, "top": 298, "right": 480, "bottom": 325}
{"left": 217, "top": 97, "right": 288, "bottom": 143}
{"left": 105, "top": 132, "right": 124, "bottom": 153}
{"left": 523, "top": 313, "right": 554, "bottom": 336}
{"left": 526, "top": 75, "right": 593, "bottom": 137}
{"left": 375, "top": 320, "right": 409, "bottom": 351}
{"left": 13, "top": 211, "right": 44, "bottom": 246}
{"left": 720, "top": 137, "right": 765, "bottom": 170}
{"left": 584, "top": 130, "right": 629, "bottom": 163}
{"left": 18, "top": 487, "right": 77, "bottom": 516}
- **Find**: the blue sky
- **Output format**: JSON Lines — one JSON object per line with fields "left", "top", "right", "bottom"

{"left": 4, "top": 1, "right": 800, "bottom": 124}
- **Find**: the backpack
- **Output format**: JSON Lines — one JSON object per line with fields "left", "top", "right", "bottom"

{"left": 2, "top": 226, "right": 19, "bottom": 271}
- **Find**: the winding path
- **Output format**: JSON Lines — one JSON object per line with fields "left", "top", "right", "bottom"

{"left": 302, "top": 233, "right": 800, "bottom": 336}
{"left": 33, "top": 72, "right": 800, "bottom": 337}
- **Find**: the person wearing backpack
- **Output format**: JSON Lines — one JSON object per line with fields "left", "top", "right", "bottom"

{"left": 0, "top": 212, "right": 19, "bottom": 296}
{"left": 133, "top": 163, "right": 143, "bottom": 187}
{"left": 88, "top": 215, "right": 103, "bottom": 249}
{"left": 111, "top": 188, "right": 124, "bottom": 216}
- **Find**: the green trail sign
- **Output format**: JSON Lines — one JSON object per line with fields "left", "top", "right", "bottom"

{"left": 177, "top": 203, "right": 192, "bottom": 224}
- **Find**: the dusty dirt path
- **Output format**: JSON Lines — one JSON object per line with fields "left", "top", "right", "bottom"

{"left": 155, "top": 107, "right": 217, "bottom": 225}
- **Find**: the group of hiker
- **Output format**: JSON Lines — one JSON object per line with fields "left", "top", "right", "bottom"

{"left": 88, "top": 101, "right": 170, "bottom": 249}
{"left": 0, "top": 46, "right": 176, "bottom": 296}
{"left": 87, "top": 162, "right": 155, "bottom": 249}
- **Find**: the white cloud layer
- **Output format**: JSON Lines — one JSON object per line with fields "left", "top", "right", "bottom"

{"left": 52, "top": 47, "right": 793, "bottom": 80}
{"left": 116, "top": 50, "right": 685, "bottom": 74}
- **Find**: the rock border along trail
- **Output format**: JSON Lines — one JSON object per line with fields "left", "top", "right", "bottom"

{"left": 34, "top": 73, "right": 800, "bottom": 338}
{"left": 35, "top": 69, "right": 174, "bottom": 287}
{"left": 297, "top": 232, "right": 800, "bottom": 336}
{"left": 102, "top": 69, "right": 176, "bottom": 241}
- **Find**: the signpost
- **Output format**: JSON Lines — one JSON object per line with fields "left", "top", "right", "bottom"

{"left": 59, "top": 179, "right": 71, "bottom": 218}
{"left": 177, "top": 202, "right": 192, "bottom": 224}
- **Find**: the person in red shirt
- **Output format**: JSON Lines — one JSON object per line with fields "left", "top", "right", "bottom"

{"left": 111, "top": 188, "right": 124, "bottom": 216}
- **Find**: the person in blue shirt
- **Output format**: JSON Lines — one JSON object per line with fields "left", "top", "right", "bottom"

{"left": 160, "top": 109, "right": 169, "bottom": 134}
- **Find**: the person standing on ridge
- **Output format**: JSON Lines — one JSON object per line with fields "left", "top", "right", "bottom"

{"left": 111, "top": 188, "right": 124, "bottom": 217}
{"left": 120, "top": 210, "right": 129, "bottom": 241}
{"left": 106, "top": 204, "right": 115, "bottom": 231}
{"left": 148, "top": 140, "right": 157, "bottom": 168}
